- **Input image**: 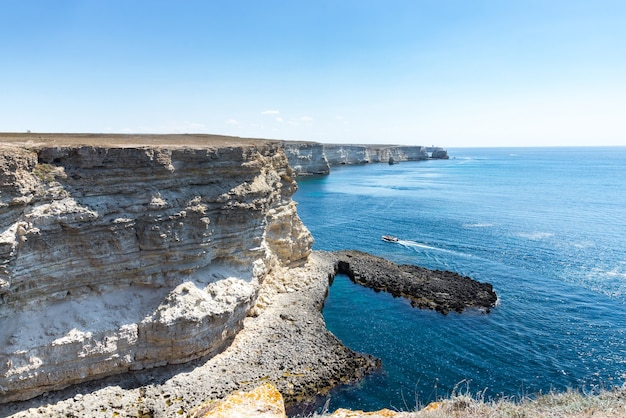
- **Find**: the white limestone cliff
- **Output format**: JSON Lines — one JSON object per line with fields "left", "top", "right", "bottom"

{"left": 323, "top": 144, "right": 429, "bottom": 165}
{"left": 282, "top": 142, "right": 439, "bottom": 175}
{"left": 282, "top": 142, "right": 330, "bottom": 176}
{"left": 0, "top": 138, "right": 313, "bottom": 403}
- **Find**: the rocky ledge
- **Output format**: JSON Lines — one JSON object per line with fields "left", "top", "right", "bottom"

{"left": 0, "top": 252, "right": 378, "bottom": 417}
{"left": 333, "top": 250, "right": 498, "bottom": 314}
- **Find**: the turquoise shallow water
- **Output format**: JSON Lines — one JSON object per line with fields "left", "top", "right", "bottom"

{"left": 293, "top": 147, "right": 626, "bottom": 413}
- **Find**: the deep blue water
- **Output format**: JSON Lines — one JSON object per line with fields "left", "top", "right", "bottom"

{"left": 293, "top": 147, "right": 626, "bottom": 413}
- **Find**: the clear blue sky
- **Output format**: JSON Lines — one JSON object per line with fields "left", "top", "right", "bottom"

{"left": 2, "top": 1, "right": 625, "bottom": 147}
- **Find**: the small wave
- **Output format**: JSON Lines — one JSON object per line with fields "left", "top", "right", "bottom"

{"left": 463, "top": 223, "right": 494, "bottom": 228}
{"left": 516, "top": 232, "right": 554, "bottom": 240}
{"left": 572, "top": 241, "right": 595, "bottom": 249}
{"left": 564, "top": 266, "right": 626, "bottom": 303}
{"left": 604, "top": 268, "right": 626, "bottom": 279}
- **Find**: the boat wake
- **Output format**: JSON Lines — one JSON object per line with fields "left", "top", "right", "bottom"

{"left": 397, "top": 240, "right": 439, "bottom": 250}
{"left": 397, "top": 239, "right": 475, "bottom": 260}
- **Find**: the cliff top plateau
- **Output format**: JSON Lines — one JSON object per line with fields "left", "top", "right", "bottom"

{"left": 0, "top": 132, "right": 278, "bottom": 148}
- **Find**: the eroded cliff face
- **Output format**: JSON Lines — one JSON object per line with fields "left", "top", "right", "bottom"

{"left": 282, "top": 142, "right": 330, "bottom": 176}
{"left": 322, "top": 144, "right": 429, "bottom": 166}
{"left": 283, "top": 142, "right": 432, "bottom": 175}
{"left": 0, "top": 140, "right": 313, "bottom": 403}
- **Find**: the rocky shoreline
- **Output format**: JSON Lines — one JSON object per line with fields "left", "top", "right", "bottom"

{"left": 0, "top": 253, "right": 367, "bottom": 417}
{"left": 1, "top": 251, "right": 496, "bottom": 417}
{"left": 0, "top": 135, "right": 490, "bottom": 416}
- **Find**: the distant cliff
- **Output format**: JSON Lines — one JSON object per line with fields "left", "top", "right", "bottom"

{"left": 281, "top": 141, "right": 330, "bottom": 175}
{"left": 427, "top": 146, "right": 450, "bottom": 160}
{"left": 283, "top": 141, "right": 448, "bottom": 176}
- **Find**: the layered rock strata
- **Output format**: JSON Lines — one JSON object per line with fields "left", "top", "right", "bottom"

{"left": 0, "top": 252, "right": 379, "bottom": 417}
{"left": 332, "top": 250, "right": 498, "bottom": 314}
{"left": 323, "top": 144, "right": 429, "bottom": 166}
{"left": 282, "top": 142, "right": 330, "bottom": 176}
{"left": 0, "top": 135, "right": 313, "bottom": 403}
{"left": 282, "top": 142, "right": 448, "bottom": 176}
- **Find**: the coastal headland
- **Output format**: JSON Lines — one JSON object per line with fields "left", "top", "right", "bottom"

{"left": 282, "top": 141, "right": 448, "bottom": 176}
{"left": 0, "top": 133, "right": 484, "bottom": 417}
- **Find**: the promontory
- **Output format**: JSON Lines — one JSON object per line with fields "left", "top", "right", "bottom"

{"left": 0, "top": 133, "right": 491, "bottom": 417}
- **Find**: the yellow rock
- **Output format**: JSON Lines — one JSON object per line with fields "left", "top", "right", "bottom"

{"left": 422, "top": 401, "right": 443, "bottom": 412}
{"left": 329, "top": 408, "right": 399, "bottom": 417}
{"left": 189, "top": 383, "right": 286, "bottom": 418}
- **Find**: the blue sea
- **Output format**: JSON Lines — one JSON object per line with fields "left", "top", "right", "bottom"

{"left": 293, "top": 147, "right": 626, "bottom": 413}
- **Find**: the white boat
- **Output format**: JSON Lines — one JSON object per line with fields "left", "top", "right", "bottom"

{"left": 382, "top": 235, "right": 399, "bottom": 243}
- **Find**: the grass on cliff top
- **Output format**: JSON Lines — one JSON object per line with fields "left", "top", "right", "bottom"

{"left": 316, "top": 385, "right": 626, "bottom": 417}
{"left": 413, "top": 387, "right": 626, "bottom": 418}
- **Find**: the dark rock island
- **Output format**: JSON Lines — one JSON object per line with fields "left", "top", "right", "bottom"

{"left": 331, "top": 250, "right": 498, "bottom": 314}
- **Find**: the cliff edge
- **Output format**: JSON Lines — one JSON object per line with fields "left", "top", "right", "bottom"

{"left": 0, "top": 134, "right": 314, "bottom": 403}
{"left": 282, "top": 141, "right": 448, "bottom": 176}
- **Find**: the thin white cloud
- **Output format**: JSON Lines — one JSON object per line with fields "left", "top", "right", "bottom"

{"left": 226, "top": 118, "right": 239, "bottom": 126}
{"left": 275, "top": 116, "right": 284, "bottom": 123}
{"left": 300, "top": 116, "right": 314, "bottom": 122}
{"left": 261, "top": 110, "right": 280, "bottom": 115}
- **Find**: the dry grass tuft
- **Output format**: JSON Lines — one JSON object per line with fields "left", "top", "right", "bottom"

{"left": 313, "top": 385, "right": 626, "bottom": 418}
{"left": 411, "top": 385, "right": 626, "bottom": 418}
